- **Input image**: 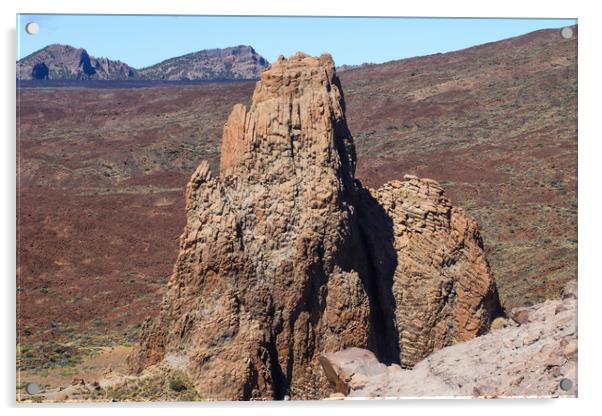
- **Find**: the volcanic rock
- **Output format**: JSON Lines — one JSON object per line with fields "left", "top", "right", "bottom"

{"left": 17, "top": 44, "right": 268, "bottom": 82}
{"left": 138, "top": 45, "right": 269, "bottom": 81}
{"left": 357, "top": 175, "right": 501, "bottom": 366}
{"left": 129, "top": 52, "right": 500, "bottom": 400}
{"left": 320, "top": 280, "right": 578, "bottom": 398}
{"left": 17, "top": 44, "right": 138, "bottom": 80}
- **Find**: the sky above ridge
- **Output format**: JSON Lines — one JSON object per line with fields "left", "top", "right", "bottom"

{"left": 17, "top": 15, "right": 576, "bottom": 68}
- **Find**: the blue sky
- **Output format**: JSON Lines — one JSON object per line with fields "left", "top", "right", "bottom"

{"left": 17, "top": 15, "right": 576, "bottom": 68}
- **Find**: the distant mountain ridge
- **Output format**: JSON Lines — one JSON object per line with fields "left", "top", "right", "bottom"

{"left": 17, "top": 44, "right": 270, "bottom": 81}
{"left": 138, "top": 45, "right": 269, "bottom": 81}
{"left": 17, "top": 44, "right": 138, "bottom": 81}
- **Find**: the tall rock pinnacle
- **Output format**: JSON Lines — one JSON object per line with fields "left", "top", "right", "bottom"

{"left": 129, "top": 52, "right": 501, "bottom": 400}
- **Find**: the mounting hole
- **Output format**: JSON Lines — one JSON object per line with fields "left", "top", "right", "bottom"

{"left": 559, "top": 378, "right": 573, "bottom": 391}
{"left": 25, "top": 22, "right": 39, "bottom": 35}
{"left": 25, "top": 383, "right": 40, "bottom": 395}
{"left": 560, "top": 26, "right": 573, "bottom": 39}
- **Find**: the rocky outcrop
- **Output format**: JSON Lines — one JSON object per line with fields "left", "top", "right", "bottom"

{"left": 17, "top": 44, "right": 138, "bottom": 80}
{"left": 129, "top": 52, "right": 500, "bottom": 400}
{"left": 358, "top": 176, "right": 501, "bottom": 366}
{"left": 129, "top": 53, "right": 374, "bottom": 400}
{"left": 138, "top": 45, "right": 269, "bottom": 81}
{"left": 320, "top": 280, "right": 577, "bottom": 398}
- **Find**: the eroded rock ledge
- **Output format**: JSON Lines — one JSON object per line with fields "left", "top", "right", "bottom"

{"left": 320, "top": 281, "right": 577, "bottom": 398}
{"left": 128, "top": 52, "right": 501, "bottom": 400}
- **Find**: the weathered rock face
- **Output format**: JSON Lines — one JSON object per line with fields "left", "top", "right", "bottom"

{"left": 129, "top": 53, "right": 375, "bottom": 400}
{"left": 129, "top": 52, "right": 500, "bottom": 400}
{"left": 358, "top": 176, "right": 501, "bottom": 366}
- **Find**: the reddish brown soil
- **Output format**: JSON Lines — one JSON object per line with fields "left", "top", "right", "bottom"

{"left": 16, "top": 27, "right": 577, "bottom": 373}
{"left": 341, "top": 27, "right": 577, "bottom": 310}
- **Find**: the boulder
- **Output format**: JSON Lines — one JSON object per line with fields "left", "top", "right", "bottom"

{"left": 319, "top": 281, "right": 577, "bottom": 398}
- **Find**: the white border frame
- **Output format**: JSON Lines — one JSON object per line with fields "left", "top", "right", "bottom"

{"left": 2, "top": 1, "right": 599, "bottom": 415}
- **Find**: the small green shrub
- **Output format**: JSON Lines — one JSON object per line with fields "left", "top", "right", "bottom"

{"left": 169, "top": 377, "right": 187, "bottom": 392}
{"left": 92, "top": 318, "right": 107, "bottom": 327}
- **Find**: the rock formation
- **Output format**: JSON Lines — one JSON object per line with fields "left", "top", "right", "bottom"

{"left": 138, "top": 45, "right": 269, "bottom": 81}
{"left": 17, "top": 44, "right": 138, "bottom": 80}
{"left": 320, "top": 280, "right": 577, "bottom": 398}
{"left": 358, "top": 177, "right": 501, "bottom": 365}
{"left": 129, "top": 52, "right": 501, "bottom": 400}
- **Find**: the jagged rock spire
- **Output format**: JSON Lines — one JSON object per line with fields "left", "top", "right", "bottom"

{"left": 129, "top": 52, "right": 500, "bottom": 400}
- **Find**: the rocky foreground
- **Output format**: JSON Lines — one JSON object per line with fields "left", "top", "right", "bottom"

{"left": 321, "top": 281, "right": 577, "bottom": 399}
{"left": 18, "top": 281, "right": 576, "bottom": 402}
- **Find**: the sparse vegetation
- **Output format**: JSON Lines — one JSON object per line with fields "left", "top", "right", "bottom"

{"left": 169, "top": 377, "right": 187, "bottom": 392}
{"left": 92, "top": 318, "right": 107, "bottom": 328}
{"left": 105, "top": 370, "right": 200, "bottom": 402}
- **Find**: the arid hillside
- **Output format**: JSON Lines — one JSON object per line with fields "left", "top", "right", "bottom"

{"left": 16, "top": 26, "right": 577, "bottom": 380}
{"left": 341, "top": 26, "right": 577, "bottom": 310}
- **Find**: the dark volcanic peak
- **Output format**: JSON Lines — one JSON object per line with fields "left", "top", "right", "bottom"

{"left": 17, "top": 43, "right": 138, "bottom": 81}
{"left": 137, "top": 45, "right": 270, "bottom": 81}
